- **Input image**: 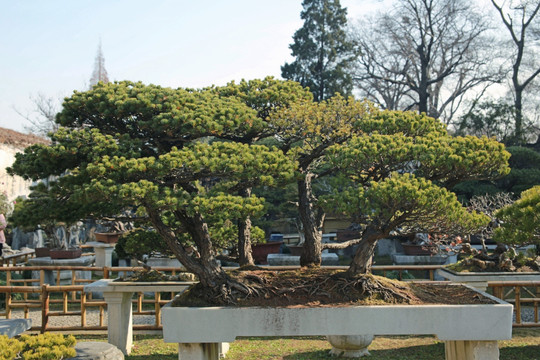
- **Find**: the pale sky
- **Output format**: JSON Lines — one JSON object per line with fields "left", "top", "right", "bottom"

{"left": 0, "top": 0, "right": 384, "bottom": 134}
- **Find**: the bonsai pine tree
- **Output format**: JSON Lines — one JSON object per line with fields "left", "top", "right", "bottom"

{"left": 8, "top": 81, "right": 296, "bottom": 302}
{"left": 320, "top": 112, "right": 511, "bottom": 275}
{"left": 210, "top": 77, "right": 312, "bottom": 265}
{"left": 269, "top": 103, "right": 509, "bottom": 269}
{"left": 494, "top": 186, "right": 540, "bottom": 256}
{"left": 269, "top": 95, "right": 375, "bottom": 266}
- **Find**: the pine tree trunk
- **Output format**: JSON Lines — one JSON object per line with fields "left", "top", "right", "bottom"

{"left": 148, "top": 208, "right": 228, "bottom": 290}
{"left": 237, "top": 188, "right": 254, "bottom": 267}
{"left": 346, "top": 227, "right": 385, "bottom": 277}
{"left": 237, "top": 216, "right": 254, "bottom": 266}
{"left": 297, "top": 174, "right": 324, "bottom": 267}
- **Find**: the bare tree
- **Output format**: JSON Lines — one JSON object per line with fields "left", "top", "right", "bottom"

{"left": 491, "top": 0, "right": 540, "bottom": 144}
{"left": 14, "top": 93, "right": 60, "bottom": 137}
{"left": 352, "top": 0, "right": 501, "bottom": 124}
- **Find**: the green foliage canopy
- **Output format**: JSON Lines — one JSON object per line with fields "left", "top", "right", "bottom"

{"left": 8, "top": 81, "right": 297, "bottom": 281}
{"left": 494, "top": 186, "right": 540, "bottom": 249}
{"left": 323, "top": 111, "right": 510, "bottom": 240}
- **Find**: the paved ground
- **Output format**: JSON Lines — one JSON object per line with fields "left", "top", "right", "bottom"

{"left": 9, "top": 308, "right": 158, "bottom": 331}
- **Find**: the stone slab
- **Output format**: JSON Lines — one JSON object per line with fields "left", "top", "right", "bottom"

{"left": 267, "top": 253, "right": 339, "bottom": 266}
{"left": 0, "top": 319, "right": 31, "bottom": 338}
{"left": 84, "top": 279, "right": 195, "bottom": 294}
{"left": 437, "top": 268, "right": 540, "bottom": 282}
{"left": 162, "top": 285, "right": 512, "bottom": 343}
{"left": 392, "top": 254, "right": 457, "bottom": 265}
{"left": 67, "top": 341, "right": 124, "bottom": 360}
{"left": 29, "top": 255, "right": 95, "bottom": 285}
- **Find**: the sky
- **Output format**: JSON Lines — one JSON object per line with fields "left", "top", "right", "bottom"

{"left": 0, "top": 0, "right": 387, "bottom": 134}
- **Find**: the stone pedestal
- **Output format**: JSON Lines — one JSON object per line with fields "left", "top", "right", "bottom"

{"left": 445, "top": 340, "right": 499, "bottom": 360}
{"left": 28, "top": 256, "right": 95, "bottom": 285}
{"left": 84, "top": 279, "right": 195, "bottom": 355}
{"left": 103, "top": 292, "right": 133, "bottom": 355}
{"left": 327, "top": 334, "right": 374, "bottom": 357}
{"left": 85, "top": 242, "right": 115, "bottom": 268}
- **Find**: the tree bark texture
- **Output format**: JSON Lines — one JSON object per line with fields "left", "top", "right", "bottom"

{"left": 297, "top": 174, "right": 325, "bottom": 267}
{"left": 346, "top": 226, "right": 387, "bottom": 277}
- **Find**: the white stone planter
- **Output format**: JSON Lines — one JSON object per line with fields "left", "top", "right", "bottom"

{"left": 437, "top": 268, "right": 540, "bottom": 291}
{"left": 162, "top": 284, "right": 512, "bottom": 360}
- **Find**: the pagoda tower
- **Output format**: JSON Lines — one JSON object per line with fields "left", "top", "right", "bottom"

{"left": 89, "top": 40, "right": 109, "bottom": 88}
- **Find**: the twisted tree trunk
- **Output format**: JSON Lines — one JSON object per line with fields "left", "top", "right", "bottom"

{"left": 298, "top": 174, "right": 325, "bottom": 267}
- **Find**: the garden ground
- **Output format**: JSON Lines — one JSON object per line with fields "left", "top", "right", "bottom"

{"left": 75, "top": 328, "right": 540, "bottom": 360}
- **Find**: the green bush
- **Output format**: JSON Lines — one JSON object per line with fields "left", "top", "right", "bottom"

{"left": 115, "top": 228, "right": 172, "bottom": 260}
{"left": 0, "top": 333, "right": 76, "bottom": 360}
{"left": 494, "top": 185, "right": 540, "bottom": 253}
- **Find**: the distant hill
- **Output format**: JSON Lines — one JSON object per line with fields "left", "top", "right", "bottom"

{"left": 0, "top": 127, "right": 49, "bottom": 149}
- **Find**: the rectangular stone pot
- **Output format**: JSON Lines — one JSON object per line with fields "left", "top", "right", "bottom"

{"left": 162, "top": 284, "right": 513, "bottom": 360}
{"left": 436, "top": 268, "right": 540, "bottom": 291}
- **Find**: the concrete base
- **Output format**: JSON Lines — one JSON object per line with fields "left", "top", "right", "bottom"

{"left": 163, "top": 285, "right": 512, "bottom": 360}
{"left": 267, "top": 253, "right": 339, "bottom": 266}
{"left": 0, "top": 319, "right": 31, "bottom": 338}
{"left": 68, "top": 341, "right": 124, "bottom": 360}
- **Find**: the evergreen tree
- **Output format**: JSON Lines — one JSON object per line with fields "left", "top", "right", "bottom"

{"left": 281, "top": 0, "right": 357, "bottom": 102}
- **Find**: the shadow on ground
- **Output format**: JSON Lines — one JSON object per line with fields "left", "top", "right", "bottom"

{"left": 284, "top": 344, "right": 445, "bottom": 360}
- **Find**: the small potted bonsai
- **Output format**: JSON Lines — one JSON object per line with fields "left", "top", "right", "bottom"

{"left": 438, "top": 190, "right": 540, "bottom": 288}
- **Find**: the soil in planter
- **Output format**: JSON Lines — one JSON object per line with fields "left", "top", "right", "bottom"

{"left": 172, "top": 268, "right": 497, "bottom": 308}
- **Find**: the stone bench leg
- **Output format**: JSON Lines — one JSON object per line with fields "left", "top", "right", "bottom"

{"left": 104, "top": 292, "right": 133, "bottom": 355}
{"left": 178, "top": 343, "right": 229, "bottom": 360}
{"left": 445, "top": 340, "right": 499, "bottom": 360}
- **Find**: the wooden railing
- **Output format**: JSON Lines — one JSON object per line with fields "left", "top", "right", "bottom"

{"left": 0, "top": 250, "right": 35, "bottom": 267}
{"left": 0, "top": 265, "right": 193, "bottom": 332}
{"left": 489, "top": 281, "right": 540, "bottom": 327}
{"left": 1, "top": 264, "right": 537, "bottom": 332}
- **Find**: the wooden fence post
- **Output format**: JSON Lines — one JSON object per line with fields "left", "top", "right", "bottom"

{"left": 41, "top": 284, "right": 49, "bottom": 333}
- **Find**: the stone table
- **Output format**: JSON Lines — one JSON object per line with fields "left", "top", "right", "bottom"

{"left": 28, "top": 255, "right": 95, "bottom": 285}
{"left": 84, "top": 279, "right": 195, "bottom": 355}
{"left": 82, "top": 242, "right": 116, "bottom": 268}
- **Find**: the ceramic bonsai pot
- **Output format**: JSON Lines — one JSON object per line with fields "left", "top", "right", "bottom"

{"left": 34, "top": 247, "right": 50, "bottom": 258}
{"left": 402, "top": 243, "right": 436, "bottom": 255}
{"left": 94, "top": 232, "right": 122, "bottom": 244}
{"left": 251, "top": 241, "right": 283, "bottom": 264}
{"left": 49, "top": 248, "right": 82, "bottom": 259}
